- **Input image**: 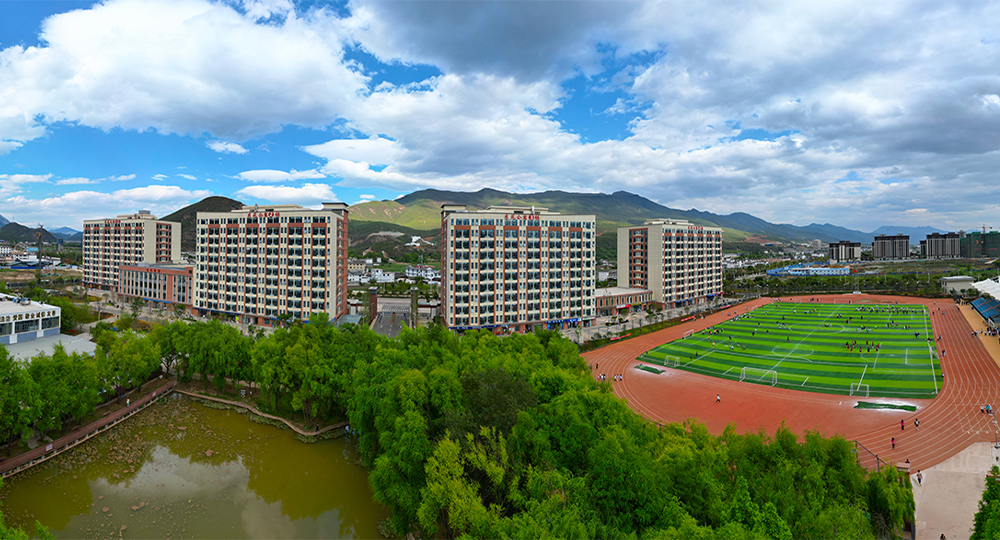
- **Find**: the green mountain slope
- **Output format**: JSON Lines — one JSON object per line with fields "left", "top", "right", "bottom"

{"left": 162, "top": 196, "right": 244, "bottom": 252}
{"left": 0, "top": 223, "right": 57, "bottom": 244}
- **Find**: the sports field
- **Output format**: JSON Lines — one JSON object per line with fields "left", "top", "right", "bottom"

{"left": 637, "top": 301, "right": 943, "bottom": 398}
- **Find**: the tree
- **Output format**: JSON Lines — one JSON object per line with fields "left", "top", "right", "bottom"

{"left": 98, "top": 330, "right": 160, "bottom": 402}
{"left": 0, "top": 349, "right": 40, "bottom": 456}
{"left": 129, "top": 296, "right": 145, "bottom": 318}
{"left": 972, "top": 466, "right": 1000, "bottom": 540}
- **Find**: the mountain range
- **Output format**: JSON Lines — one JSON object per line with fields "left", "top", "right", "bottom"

{"left": 348, "top": 188, "right": 945, "bottom": 245}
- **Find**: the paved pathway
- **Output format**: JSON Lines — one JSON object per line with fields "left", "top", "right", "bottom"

{"left": 583, "top": 294, "right": 1000, "bottom": 473}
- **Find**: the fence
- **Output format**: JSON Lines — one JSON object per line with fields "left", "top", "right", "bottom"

{"left": 0, "top": 379, "right": 176, "bottom": 478}
{"left": 854, "top": 440, "right": 887, "bottom": 472}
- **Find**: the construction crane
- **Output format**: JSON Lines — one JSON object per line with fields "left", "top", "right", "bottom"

{"left": 984, "top": 224, "right": 994, "bottom": 235}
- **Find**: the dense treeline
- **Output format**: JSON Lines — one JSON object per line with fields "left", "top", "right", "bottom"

{"left": 341, "top": 325, "right": 914, "bottom": 538}
{"left": 0, "top": 325, "right": 160, "bottom": 457}
{"left": 1, "top": 318, "right": 916, "bottom": 538}
{"left": 972, "top": 466, "right": 1000, "bottom": 539}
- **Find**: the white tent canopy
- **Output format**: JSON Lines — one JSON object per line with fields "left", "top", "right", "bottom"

{"left": 973, "top": 277, "right": 1000, "bottom": 298}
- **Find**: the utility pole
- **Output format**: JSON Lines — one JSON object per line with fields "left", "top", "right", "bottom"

{"left": 36, "top": 224, "right": 43, "bottom": 282}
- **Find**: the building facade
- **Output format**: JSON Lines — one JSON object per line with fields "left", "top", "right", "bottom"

{"left": 0, "top": 293, "right": 60, "bottom": 345}
{"left": 617, "top": 219, "right": 723, "bottom": 308}
{"left": 82, "top": 211, "right": 180, "bottom": 291}
{"left": 961, "top": 231, "right": 1000, "bottom": 258}
{"left": 872, "top": 234, "right": 909, "bottom": 260}
{"left": 924, "top": 232, "right": 961, "bottom": 258}
{"left": 118, "top": 263, "right": 194, "bottom": 306}
{"left": 192, "top": 203, "right": 349, "bottom": 326}
{"left": 594, "top": 287, "right": 654, "bottom": 317}
{"left": 440, "top": 205, "right": 596, "bottom": 332}
{"left": 829, "top": 241, "right": 862, "bottom": 263}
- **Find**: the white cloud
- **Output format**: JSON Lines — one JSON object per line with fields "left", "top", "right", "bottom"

{"left": 359, "top": 194, "right": 374, "bottom": 199}
{"left": 2, "top": 184, "right": 211, "bottom": 229}
{"left": 206, "top": 140, "right": 249, "bottom": 154}
{"left": 0, "top": 141, "right": 24, "bottom": 155}
{"left": 235, "top": 169, "right": 325, "bottom": 182}
{"left": 152, "top": 174, "right": 169, "bottom": 181}
{"left": 235, "top": 183, "right": 337, "bottom": 205}
{"left": 0, "top": 173, "right": 51, "bottom": 197}
{"left": 111, "top": 174, "right": 136, "bottom": 181}
{"left": 56, "top": 177, "right": 99, "bottom": 185}
{"left": 0, "top": 0, "right": 366, "bottom": 144}
{"left": 178, "top": 173, "right": 197, "bottom": 180}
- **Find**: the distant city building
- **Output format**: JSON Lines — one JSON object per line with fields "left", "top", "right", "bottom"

{"left": 594, "top": 287, "right": 653, "bottom": 317}
{"left": 828, "top": 241, "right": 862, "bottom": 263}
{"left": 961, "top": 230, "right": 1000, "bottom": 258}
{"left": 924, "top": 232, "right": 961, "bottom": 258}
{"left": 872, "top": 234, "right": 910, "bottom": 260}
{"left": 440, "top": 205, "right": 596, "bottom": 333}
{"left": 192, "top": 203, "right": 349, "bottom": 326}
{"left": 118, "top": 263, "right": 194, "bottom": 307}
{"left": 812, "top": 239, "right": 821, "bottom": 250}
{"left": 347, "top": 258, "right": 367, "bottom": 272}
{"left": 618, "top": 219, "right": 723, "bottom": 309}
{"left": 82, "top": 210, "right": 181, "bottom": 291}
{"left": 0, "top": 293, "right": 60, "bottom": 345}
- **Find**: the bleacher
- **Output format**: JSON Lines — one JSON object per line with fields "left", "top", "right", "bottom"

{"left": 972, "top": 297, "right": 1000, "bottom": 323}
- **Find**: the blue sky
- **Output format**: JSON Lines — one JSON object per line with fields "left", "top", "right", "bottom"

{"left": 2, "top": 0, "right": 1000, "bottom": 232}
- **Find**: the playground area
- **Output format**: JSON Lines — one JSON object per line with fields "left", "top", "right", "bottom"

{"left": 637, "top": 301, "right": 943, "bottom": 398}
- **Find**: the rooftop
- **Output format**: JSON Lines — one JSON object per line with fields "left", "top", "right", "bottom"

{"left": 0, "top": 293, "right": 58, "bottom": 316}
{"left": 595, "top": 287, "right": 652, "bottom": 296}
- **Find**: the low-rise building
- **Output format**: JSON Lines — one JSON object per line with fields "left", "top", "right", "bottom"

{"left": 405, "top": 265, "right": 440, "bottom": 280}
{"left": 118, "top": 263, "right": 194, "bottom": 307}
{"left": 0, "top": 293, "right": 61, "bottom": 345}
{"left": 594, "top": 287, "right": 654, "bottom": 317}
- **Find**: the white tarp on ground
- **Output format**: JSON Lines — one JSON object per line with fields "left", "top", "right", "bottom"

{"left": 973, "top": 277, "right": 1000, "bottom": 298}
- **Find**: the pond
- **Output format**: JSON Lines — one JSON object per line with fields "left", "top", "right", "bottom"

{"left": 0, "top": 394, "right": 388, "bottom": 539}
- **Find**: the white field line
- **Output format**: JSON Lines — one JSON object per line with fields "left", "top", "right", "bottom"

{"left": 801, "top": 376, "right": 809, "bottom": 386}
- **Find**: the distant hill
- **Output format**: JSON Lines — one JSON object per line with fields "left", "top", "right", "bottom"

{"left": 348, "top": 188, "right": 964, "bottom": 259}
{"left": 0, "top": 215, "right": 9, "bottom": 228}
{"left": 162, "top": 196, "right": 244, "bottom": 252}
{"left": 0, "top": 223, "right": 57, "bottom": 244}
{"left": 50, "top": 226, "right": 83, "bottom": 242}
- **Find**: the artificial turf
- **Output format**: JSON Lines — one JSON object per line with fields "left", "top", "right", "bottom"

{"left": 637, "top": 301, "right": 943, "bottom": 398}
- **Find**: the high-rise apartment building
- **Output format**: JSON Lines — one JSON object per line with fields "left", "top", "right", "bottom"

{"left": 924, "top": 232, "right": 960, "bottom": 258}
{"left": 828, "top": 240, "right": 862, "bottom": 263}
{"left": 440, "top": 205, "right": 596, "bottom": 333}
{"left": 617, "top": 219, "right": 723, "bottom": 308}
{"left": 192, "top": 203, "right": 349, "bottom": 326}
{"left": 961, "top": 230, "right": 1000, "bottom": 258}
{"left": 872, "top": 234, "right": 909, "bottom": 260}
{"left": 82, "top": 211, "right": 180, "bottom": 291}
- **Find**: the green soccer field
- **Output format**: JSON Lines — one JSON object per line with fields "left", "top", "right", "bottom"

{"left": 637, "top": 301, "right": 943, "bottom": 398}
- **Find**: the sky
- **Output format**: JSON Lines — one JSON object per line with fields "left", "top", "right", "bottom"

{"left": 1, "top": 0, "right": 1000, "bottom": 232}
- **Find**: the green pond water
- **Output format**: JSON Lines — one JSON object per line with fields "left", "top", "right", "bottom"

{"left": 0, "top": 394, "right": 388, "bottom": 539}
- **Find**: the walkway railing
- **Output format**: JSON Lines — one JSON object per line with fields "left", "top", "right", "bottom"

{"left": 0, "top": 379, "right": 176, "bottom": 478}
{"left": 855, "top": 440, "right": 887, "bottom": 472}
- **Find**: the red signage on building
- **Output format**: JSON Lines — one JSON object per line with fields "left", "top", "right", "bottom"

{"left": 248, "top": 212, "right": 280, "bottom": 218}
{"left": 504, "top": 214, "right": 540, "bottom": 220}
{"left": 104, "top": 220, "right": 122, "bottom": 225}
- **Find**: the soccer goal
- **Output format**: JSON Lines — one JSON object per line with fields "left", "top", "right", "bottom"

{"left": 850, "top": 383, "right": 870, "bottom": 398}
{"left": 664, "top": 356, "right": 681, "bottom": 368}
{"left": 740, "top": 367, "right": 778, "bottom": 387}
{"left": 834, "top": 298, "right": 852, "bottom": 304}
{"left": 683, "top": 329, "right": 696, "bottom": 339}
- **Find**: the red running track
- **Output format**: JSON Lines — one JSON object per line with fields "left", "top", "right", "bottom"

{"left": 583, "top": 294, "right": 1000, "bottom": 472}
